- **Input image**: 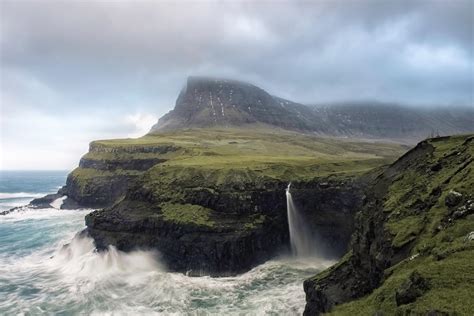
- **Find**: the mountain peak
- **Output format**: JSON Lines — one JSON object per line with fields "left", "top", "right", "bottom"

{"left": 151, "top": 76, "right": 309, "bottom": 131}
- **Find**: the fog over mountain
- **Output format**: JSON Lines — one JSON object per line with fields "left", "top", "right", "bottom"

{"left": 0, "top": 0, "right": 472, "bottom": 169}
{"left": 152, "top": 77, "right": 474, "bottom": 143}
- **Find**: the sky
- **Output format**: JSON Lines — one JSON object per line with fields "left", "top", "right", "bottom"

{"left": 0, "top": 0, "right": 473, "bottom": 170}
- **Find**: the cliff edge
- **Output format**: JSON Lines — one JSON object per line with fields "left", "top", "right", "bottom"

{"left": 304, "top": 134, "right": 474, "bottom": 315}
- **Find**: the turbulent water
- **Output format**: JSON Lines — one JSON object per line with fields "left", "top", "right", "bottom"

{"left": 0, "top": 171, "right": 334, "bottom": 315}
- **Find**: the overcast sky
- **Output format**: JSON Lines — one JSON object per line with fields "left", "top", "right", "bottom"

{"left": 1, "top": 0, "right": 473, "bottom": 170}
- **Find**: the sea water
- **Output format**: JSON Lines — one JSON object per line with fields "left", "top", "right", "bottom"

{"left": 0, "top": 171, "right": 334, "bottom": 314}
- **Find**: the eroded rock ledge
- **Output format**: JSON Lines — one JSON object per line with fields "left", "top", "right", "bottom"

{"left": 85, "top": 174, "right": 366, "bottom": 276}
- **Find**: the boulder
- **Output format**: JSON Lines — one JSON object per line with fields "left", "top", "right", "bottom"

{"left": 445, "top": 190, "right": 463, "bottom": 207}
{"left": 395, "top": 271, "right": 430, "bottom": 306}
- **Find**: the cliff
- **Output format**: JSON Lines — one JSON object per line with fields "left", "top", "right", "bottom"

{"left": 81, "top": 128, "right": 406, "bottom": 275}
{"left": 304, "top": 134, "right": 474, "bottom": 315}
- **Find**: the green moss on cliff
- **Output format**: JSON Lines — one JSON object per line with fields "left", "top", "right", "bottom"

{"left": 71, "top": 128, "right": 407, "bottom": 207}
{"left": 160, "top": 203, "right": 215, "bottom": 227}
{"left": 69, "top": 168, "right": 141, "bottom": 193}
{"left": 86, "top": 128, "right": 407, "bottom": 178}
{"left": 329, "top": 246, "right": 474, "bottom": 315}
{"left": 244, "top": 214, "right": 266, "bottom": 229}
{"left": 311, "top": 134, "right": 474, "bottom": 315}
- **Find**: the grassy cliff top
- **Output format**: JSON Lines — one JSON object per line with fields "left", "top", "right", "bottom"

{"left": 321, "top": 134, "right": 474, "bottom": 315}
{"left": 85, "top": 127, "right": 409, "bottom": 181}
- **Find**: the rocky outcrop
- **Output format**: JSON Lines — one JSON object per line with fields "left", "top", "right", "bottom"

{"left": 85, "top": 199, "right": 288, "bottom": 275}
{"left": 79, "top": 157, "right": 166, "bottom": 171}
{"left": 395, "top": 271, "right": 430, "bottom": 306}
{"left": 0, "top": 188, "right": 80, "bottom": 215}
{"left": 63, "top": 173, "right": 133, "bottom": 208}
{"left": 304, "top": 134, "right": 474, "bottom": 315}
{"left": 58, "top": 142, "right": 178, "bottom": 208}
{"left": 290, "top": 178, "right": 366, "bottom": 257}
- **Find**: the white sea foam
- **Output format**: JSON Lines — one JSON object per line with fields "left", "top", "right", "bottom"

{"left": 0, "top": 206, "right": 90, "bottom": 222}
{"left": 0, "top": 192, "right": 46, "bottom": 199}
{"left": 0, "top": 210, "right": 335, "bottom": 315}
{"left": 50, "top": 196, "right": 67, "bottom": 209}
{"left": 48, "top": 235, "right": 163, "bottom": 280}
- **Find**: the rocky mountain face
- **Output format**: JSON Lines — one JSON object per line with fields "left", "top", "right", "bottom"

{"left": 152, "top": 77, "right": 326, "bottom": 132}
{"left": 304, "top": 134, "right": 474, "bottom": 315}
{"left": 311, "top": 103, "right": 474, "bottom": 141}
{"left": 151, "top": 77, "right": 473, "bottom": 142}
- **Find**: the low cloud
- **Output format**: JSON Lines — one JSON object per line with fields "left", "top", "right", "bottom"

{"left": 0, "top": 0, "right": 472, "bottom": 169}
{"left": 123, "top": 113, "right": 157, "bottom": 138}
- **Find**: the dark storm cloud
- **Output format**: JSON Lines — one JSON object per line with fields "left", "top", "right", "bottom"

{"left": 1, "top": 0, "right": 472, "bottom": 107}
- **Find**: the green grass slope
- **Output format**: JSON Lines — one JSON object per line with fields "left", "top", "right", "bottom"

{"left": 311, "top": 134, "right": 473, "bottom": 315}
{"left": 71, "top": 127, "right": 408, "bottom": 222}
{"left": 87, "top": 127, "right": 407, "bottom": 178}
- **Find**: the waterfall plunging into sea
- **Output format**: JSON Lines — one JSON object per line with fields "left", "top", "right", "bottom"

{"left": 0, "top": 171, "right": 337, "bottom": 315}
{"left": 286, "top": 183, "right": 314, "bottom": 257}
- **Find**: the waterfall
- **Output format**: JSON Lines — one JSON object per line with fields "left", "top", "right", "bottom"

{"left": 286, "top": 183, "right": 313, "bottom": 257}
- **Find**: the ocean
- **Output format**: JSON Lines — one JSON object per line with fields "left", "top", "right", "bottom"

{"left": 0, "top": 171, "right": 332, "bottom": 315}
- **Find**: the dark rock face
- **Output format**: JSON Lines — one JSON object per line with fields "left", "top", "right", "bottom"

{"left": 86, "top": 200, "right": 288, "bottom": 275}
{"left": 64, "top": 173, "right": 132, "bottom": 208}
{"left": 79, "top": 157, "right": 166, "bottom": 171}
{"left": 85, "top": 177, "right": 365, "bottom": 276}
{"left": 151, "top": 77, "right": 474, "bottom": 142}
{"left": 291, "top": 179, "right": 366, "bottom": 257}
{"left": 152, "top": 76, "right": 327, "bottom": 132}
{"left": 445, "top": 190, "right": 463, "bottom": 207}
{"left": 27, "top": 191, "right": 80, "bottom": 210}
{"left": 311, "top": 103, "right": 474, "bottom": 141}
{"left": 303, "top": 142, "right": 436, "bottom": 315}
{"left": 29, "top": 193, "right": 64, "bottom": 208}
{"left": 60, "top": 143, "right": 177, "bottom": 208}
{"left": 395, "top": 271, "right": 430, "bottom": 306}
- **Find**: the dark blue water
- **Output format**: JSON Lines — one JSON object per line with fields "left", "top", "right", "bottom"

{"left": 0, "top": 171, "right": 331, "bottom": 314}
{"left": 0, "top": 170, "right": 68, "bottom": 211}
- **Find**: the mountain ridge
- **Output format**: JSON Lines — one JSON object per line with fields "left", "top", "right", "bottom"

{"left": 151, "top": 77, "right": 474, "bottom": 143}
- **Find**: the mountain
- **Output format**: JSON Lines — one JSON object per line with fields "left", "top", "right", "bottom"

{"left": 151, "top": 77, "right": 474, "bottom": 142}
{"left": 151, "top": 76, "right": 325, "bottom": 132}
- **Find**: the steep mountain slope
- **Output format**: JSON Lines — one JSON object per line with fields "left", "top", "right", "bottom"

{"left": 152, "top": 77, "right": 473, "bottom": 142}
{"left": 304, "top": 134, "right": 474, "bottom": 315}
{"left": 152, "top": 77, "right": 330, "bottom": 132}
{"left": 312, "top": 102, "right": 474, "bottom": 140}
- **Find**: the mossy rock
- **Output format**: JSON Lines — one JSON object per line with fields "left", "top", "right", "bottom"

{"left": 160, "top": 203, "right": 215, "bottom": 227}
